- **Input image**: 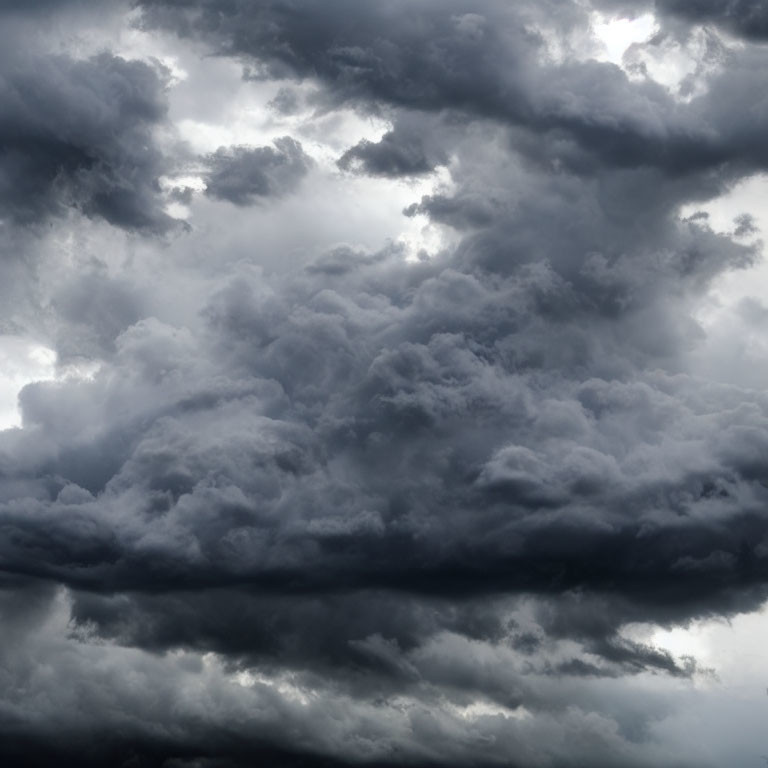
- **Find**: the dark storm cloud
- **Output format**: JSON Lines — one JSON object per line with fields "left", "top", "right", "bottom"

{"left": 0, "top": 99, "right": 763, "bottom": 639}
{"left": 0, "top": 0, "right": 100, "bottom": 11}
{"left": 0, "top": 49, "right": 177, "bottom": 231}
{"left": 68, "top": 587, "right": 702, "bottom": 697}
{"left": 0, "top": 583, "right": 698, "bottom": 768}
{"left": 136, "top": 0, "right": 584, "bottom": 128}
{"left": 203, "top": 137, "right": 313, "bottom": 205}
{"left": 136, "top": 0, "right": 768, "bottom": 184}
{"left": 338, "top": 132, "right": 435, "bottom": 178}
{"left": 1, "top": 0, "right": 768, "bottom": 766}
{"left": 656, "top": 0, "right": 768, "bottom": 40}
{"left": 1, "top": 227, "right": 765, "bottom": 623}
{"left": 0, "top": 189, "right": 756, "bottom": 768}
{"left": 68, "top": 589, "right": 509, "bottom": 686}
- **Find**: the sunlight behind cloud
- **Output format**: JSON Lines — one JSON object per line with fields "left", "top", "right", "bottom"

{"left": 0, "top": 337, "right": 57, "bottom": 430}
{"left": 592, "top": 12, "right": 658, "bottom": 65}
{"left": 0, "top": 337, "right": 101, "bottom": 430}
{"left": 649, "top": 608, "right": 768, "bottom": 692}
{"left": 684, "top": 174, "right": 768, "bottom": 309}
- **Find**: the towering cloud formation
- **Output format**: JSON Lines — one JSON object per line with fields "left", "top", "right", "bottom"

{"left": 1, "top": 0, "right": 768, "bottom": 766}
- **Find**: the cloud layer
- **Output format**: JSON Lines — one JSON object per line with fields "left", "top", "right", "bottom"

{"left": 1, "top": 0, "right": 768, "bottom": 766}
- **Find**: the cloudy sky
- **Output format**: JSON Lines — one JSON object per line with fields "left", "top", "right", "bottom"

{"left": 2, "top": 1, "right": 768, "bottom": 766}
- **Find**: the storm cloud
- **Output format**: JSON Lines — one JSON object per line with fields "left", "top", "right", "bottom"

{"left": 0, "top": 49, "right": 178, "bottom": 232}
{"left": 0, "top": 0, "right": 768, "bottom": 766}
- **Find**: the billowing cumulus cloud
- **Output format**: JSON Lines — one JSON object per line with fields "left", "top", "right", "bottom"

{"left": 0, "top": 0, "right": 768, "bottom": 766}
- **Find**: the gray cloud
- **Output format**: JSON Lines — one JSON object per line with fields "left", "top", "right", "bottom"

{"left": 0, "top": 0, "right": 767, "bottom": 766}
{"left": 0, "top": 49, "right": 180, "bottom": 232}
{"left": 1, "top": 157, "right": 765, "bottom": 766}
{"left": 656, "top": 1, "right": 768, "bottom": 41}
{"left": 338, "top": 114, "right": 450, "bottom": 178}
{"left": 1, "top": 232, "right": 765, "bottom": 618}
{"left": 0, "top": 581, "right": 716, "bottom": 768}
{"left": 203, "top": 137, "right": 313, "bottom": 205}
{"left": 137, "top": 0, "right": 768, "bottom": 184}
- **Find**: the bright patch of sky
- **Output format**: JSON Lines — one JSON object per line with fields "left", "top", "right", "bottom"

{"left": 679, "top": 175, "right": 768, "bottom": 389}
{"left": 592, "top": 12, "right": 658, "bottom": 65}
{"left": 591, "top": 11, "right": 728, "bottom": 98}
{"left": 686, "top": 175, "right": 768, "bottom": 312}
{"left": 0, "top": 338, "right": 56, "bottom": 429}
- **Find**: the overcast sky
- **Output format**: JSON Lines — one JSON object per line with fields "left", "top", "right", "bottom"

{"left": 2, "top": 1, "right": 768, "bottom": 766}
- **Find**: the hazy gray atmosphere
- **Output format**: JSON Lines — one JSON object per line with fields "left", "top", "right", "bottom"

{"left": 1, "top": 1, "right": 768, "bottom": 766}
